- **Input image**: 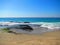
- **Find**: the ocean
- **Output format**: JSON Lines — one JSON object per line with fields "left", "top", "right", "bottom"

{"left": 0, "top": 17, "right": 60, "bottom": 34}
{"left": 0, "top": 17, "right": 60, "bottom": 22}
{"left": 0, "top": 17, "right": 60, "bottom": 29}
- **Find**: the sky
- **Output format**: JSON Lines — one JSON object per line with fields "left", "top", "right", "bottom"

{"left": 0, "top": 0, "right": 60, "bottom": 17}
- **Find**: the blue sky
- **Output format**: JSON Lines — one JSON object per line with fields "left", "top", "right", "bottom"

{"left": 0, "top": 0, "right": 60, "bottom": 17}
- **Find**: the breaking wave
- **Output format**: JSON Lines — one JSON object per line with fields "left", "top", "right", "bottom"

{"left": 31, "top": 22, "right": 60, "bottom": 29}
{"left": 0, "top": 22, "right": 60, "bottom": 30}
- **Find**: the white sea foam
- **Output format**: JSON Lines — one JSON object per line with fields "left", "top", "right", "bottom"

{"left": 0, "top": 22, "right": 60, "bottom": 30}
{"left": 0, "top": 22, "right": 60, "bottom": 34}
{"left": 30, "top": 22, "right": 60, "bottom": 29}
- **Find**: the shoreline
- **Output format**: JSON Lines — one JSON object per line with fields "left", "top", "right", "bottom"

{"left": 0, "top": 22, "right": 60, "bottom": 35}
{"left": 0, "top": 30, "right": 60, "bottom": 45}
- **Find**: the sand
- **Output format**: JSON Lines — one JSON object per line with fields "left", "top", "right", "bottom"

{"left": 0, "top": 30, "right": 60, "bottom": 45}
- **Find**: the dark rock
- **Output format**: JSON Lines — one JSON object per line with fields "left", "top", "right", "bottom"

{"left": 24, "top": 22, "right": 30, "bottom": 23}
{"left": 10, "top": 21, "right": 13, "bottom": 22}
{"left": 0, "top": 25, "right": 3, "bottom": 26}
{"left": 4, "top": 25, "right": 8, "bottom": 26}
{"left": 7, "top": 25, "right": 33, "bottom": 32}
{"left": 19, "top": 25, "right": 33, "bottom": 30}
{"left": 8, "top": 31, "right": 17, "bottom": 34}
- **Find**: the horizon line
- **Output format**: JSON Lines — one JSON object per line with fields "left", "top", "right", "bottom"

{"left": 0, "top": 17, "right": 60, "bottom": 18}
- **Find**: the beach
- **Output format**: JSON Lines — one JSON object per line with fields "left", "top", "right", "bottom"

{"left": 0, "top": 0, "right": 60, "bottom": 44}
{"left": 0, "top": 18, "right": 60, "bottom": 45}
{"left": 0, "top": 30, "right": 60, "bottom": 45}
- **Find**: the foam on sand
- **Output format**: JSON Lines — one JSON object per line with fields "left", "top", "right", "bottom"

{"left": 31, "top": 22, "right": 60, "bottom": 29}
{"left": 0, "top": 22, "right": 60, "bottom": 34}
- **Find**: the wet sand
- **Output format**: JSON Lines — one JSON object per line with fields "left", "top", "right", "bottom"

{"left": 0, "top": 30, "right": 60, "bottom": 45}
{"left": 9, "top": 27, "right": 60, "bottom": 34}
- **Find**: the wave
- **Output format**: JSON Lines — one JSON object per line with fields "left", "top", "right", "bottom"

{"left": 0, "top": 22, "right": 60, "bottom": 30}
{"left": 31, "top": 22, "right": 60, "bottom": 29}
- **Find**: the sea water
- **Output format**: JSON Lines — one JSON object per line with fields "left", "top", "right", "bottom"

{"left": 0, "top": 17, "right": 60, "bottom": 29}
{"left": 0, "top": 17, "right": 60, "bottom": 34}
{"left": 0, "top": 17, "right": 60, "bottom": 22}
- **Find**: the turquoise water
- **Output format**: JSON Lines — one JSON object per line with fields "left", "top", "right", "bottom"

{"left": 0, "top": 18, "right": 60, "bottom": 22}
{"left": 0, "top": 17, "right": 60, "bottom": 34}
{"left": 0, "top": 17, "right": 60, "bottom": 29}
